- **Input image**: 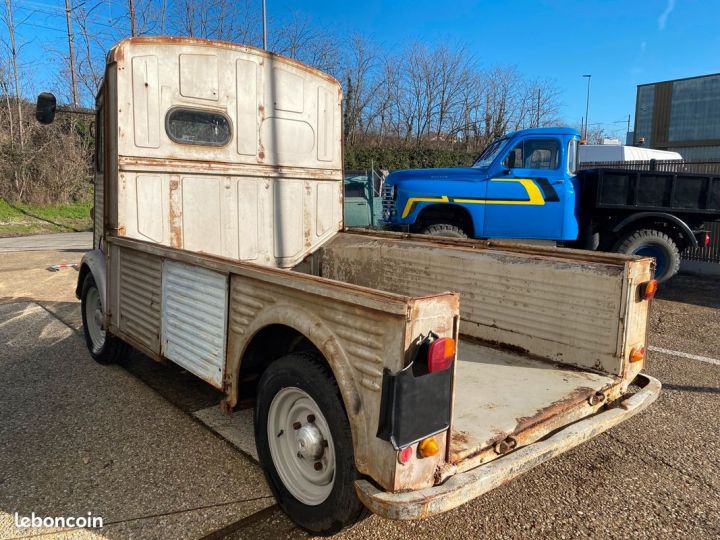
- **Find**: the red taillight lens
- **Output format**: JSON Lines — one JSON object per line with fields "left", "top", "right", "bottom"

{"left": 641, "top": 279, "right": 658, "bottom": 300}
{"left": 398, "top": 446, "right": 413, "bottom": 464}
{"left": 428, "top": 337, "right": 456, "bottom": 373}
{"left": 704, "top": 233, "right": 711, "bottom": 247}
{"left": 630, "top": 347, "right": 646, "bottom": 363}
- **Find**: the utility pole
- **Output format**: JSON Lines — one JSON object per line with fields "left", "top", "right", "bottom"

{"left": 536, "top": 88, "right": 541, "bottom": 128}
{"left": 128, "top": 0, "right": 136, "bottom": 36}
{"left": 5, "top": 0, "right": 23, "bottom": 147}
{"left": 262, "top": 0, "right": 267, "bottom": 50}
{"left": 64, "top": 0, "right": 79, "bottom": 107}
{"left": 582, "top": 74, "right": 591, "bottom": 141}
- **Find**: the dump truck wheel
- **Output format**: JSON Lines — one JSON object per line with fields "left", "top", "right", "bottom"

{"left": 80, "top": 273, "right": 127, "bottom": 364}
{"left": 614, "top": 229, "right": 680, "bottom": 283}
{"left": 255, "top": 352, "right": 366, "bottom": 535}
{"left": 422, "top": 223, "right": 468, "bottom": 238}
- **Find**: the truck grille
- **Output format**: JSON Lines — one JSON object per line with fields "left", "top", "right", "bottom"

{"left": 382, "top": 184, "right": 396, "bottom": 222}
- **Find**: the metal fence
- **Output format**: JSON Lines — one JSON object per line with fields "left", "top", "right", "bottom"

{"left": 579, "top": 159, "right": 720, "bottom": 264}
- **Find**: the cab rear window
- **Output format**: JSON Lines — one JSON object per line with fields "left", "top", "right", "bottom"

{"left": 165, "top": 108, "right": 231, "bottom": 146}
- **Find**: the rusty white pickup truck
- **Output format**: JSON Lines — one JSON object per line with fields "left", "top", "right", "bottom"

{"left": 36, "top": 37, "right": 661, "bottom": 535}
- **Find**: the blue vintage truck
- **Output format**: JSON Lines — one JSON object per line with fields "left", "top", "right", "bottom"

{"left": 381, "top": 127, "right": 720, "bottom": 282}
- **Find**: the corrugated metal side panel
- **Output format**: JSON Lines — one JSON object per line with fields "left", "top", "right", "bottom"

{"left": 162, "top": 261, "right": 228, "bottom": 387}
{"left": 94, "top": 176, "right": 103, "bottom": 249}
{"left": 228, "top": 275, "right": 390, "bottom": 393}
{"left": 319, "top": 234, "right": 626, "bottom": 374}
{"left": 118, "top": 247, "right": 161, "bottom": 352}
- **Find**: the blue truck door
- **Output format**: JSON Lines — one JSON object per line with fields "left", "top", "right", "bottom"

{"left": 483, "top": 137, "right": 566, "bottom": 239}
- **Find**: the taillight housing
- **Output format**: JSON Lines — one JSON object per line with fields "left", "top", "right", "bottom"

{"left": 428, "top": 337, "right": 456, "bottom": 373}
{"left": 703, "top": 233, "right": 711, "bottom": 247}
{"left": 640, "top": 279, "right": 658, "bottom": 301}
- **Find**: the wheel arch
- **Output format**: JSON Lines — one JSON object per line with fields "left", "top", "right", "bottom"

{"left": 415, "top": 203, "right": 476, "bottom": 236}
{"left": 75, "top": 249, "right": 107, "bottom": 308}
{"left": 611, "top": 212, "right": 697, "bottom": 249}
{"left": 225, "top": 303, "right": 368, "bottom": 461}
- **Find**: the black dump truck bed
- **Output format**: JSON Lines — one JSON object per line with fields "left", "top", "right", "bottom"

{"left": 579, "top": 168, "right": 720, "bottom": 216}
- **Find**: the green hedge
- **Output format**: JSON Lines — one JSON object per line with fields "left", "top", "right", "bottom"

{"left": 344, "top": 144, "right": 477, "bottom": 171}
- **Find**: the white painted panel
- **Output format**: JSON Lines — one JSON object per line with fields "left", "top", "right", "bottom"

{"left": 136, "top": 175, "right": 164, "bottom": 242}
{"left": 272, "top": 68, "right": 303, "bottom": 112}
{"left": 131, "top": 55, "right": 159, "bottom": 148}
{"left": 317, "top": 87, "right": 334, "bottom": 162}
{"left": 236, "top": 59, "right": 258, "bottom": 156}
{"left": 182, "top": 176, "right": 222, "bottom": 255}
{"left": 260, "top": 118, "right": 314, "bottom": 162}
{"left": 316, "top": 182, "right": 333, "bottom": 236}
{"left": 179, "top": 54, "right": 219, "bottom": 100}
{"left": 238, "top": 180, "right": 259, "bottom": 260}
{"left": 161, "top": 261, "right": 228, "bottom": 387}
{"left": 273, "top": 180, "right": 303, "bottom": 260}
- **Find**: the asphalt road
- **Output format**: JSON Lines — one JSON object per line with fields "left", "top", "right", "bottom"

{"left": 1, "top": 233, "right": 719, "bottom": 539}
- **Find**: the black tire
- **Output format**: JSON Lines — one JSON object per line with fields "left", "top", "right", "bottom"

{"left": 254, "top": 352, "right": 366, "bottom": 535}
{"left": 80, "top": 273, "right": 127, "bottom": 364}
{"left": 421, "top": 223, "right": 468, "bottom": 238}
{"left": 613, "top": 228, "right": 680, "bottom": 283}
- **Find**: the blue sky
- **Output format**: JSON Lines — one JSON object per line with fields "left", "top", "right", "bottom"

{"left": 5, "top": 0, "right": 720, "bottom": 138}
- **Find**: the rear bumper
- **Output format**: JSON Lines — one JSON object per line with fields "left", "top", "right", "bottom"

{"left": 355, "top": 373, "right": 661, "bottom": 520}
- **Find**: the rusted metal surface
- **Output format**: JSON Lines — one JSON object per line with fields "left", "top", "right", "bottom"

{"left": 355, "top": 373, "right": 661, "bottom": 521}
{"left": 110, "top": 37, "right": 343, "bottom": 268}
{"left": 109, "top": 244, "right": 162, "bottom": 354}
{"left": 319, "top": 232, "right": 647, "bottom": 375}
{"left": 106, "top": 236, "right": 458, "bottom": 492}
{"left": 447, "top": 339, "right": 621, "bottom": 466}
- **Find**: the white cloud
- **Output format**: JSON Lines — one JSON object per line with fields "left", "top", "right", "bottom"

{"left": 658, "top": 0, "right": 676, "bottom": 30}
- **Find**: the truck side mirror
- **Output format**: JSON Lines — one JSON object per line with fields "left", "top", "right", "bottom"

{"left": 36, "top": 92, "right": 57, "bottom": 124}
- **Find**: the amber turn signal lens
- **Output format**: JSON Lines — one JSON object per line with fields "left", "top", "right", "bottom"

{"left": 418, "top": 437, "right": 440, "bottom": 458}
{"left": 630, "top": 347, "right": 646, "bottom": 363}
{"left": 641, "top": 279, "right": 658, "bottom": 301}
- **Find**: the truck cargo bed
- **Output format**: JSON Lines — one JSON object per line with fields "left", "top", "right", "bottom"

{"left": 451, "top": 339, "right": 618, "bottom": 464}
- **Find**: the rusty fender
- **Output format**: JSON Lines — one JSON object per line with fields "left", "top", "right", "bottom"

{"left": 355, "top": 373, "right": 661, "bottom": 520}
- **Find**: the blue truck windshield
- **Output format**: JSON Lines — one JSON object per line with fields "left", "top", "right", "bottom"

{"left": 472, "top": 137, "right": 508, "bottom": 168}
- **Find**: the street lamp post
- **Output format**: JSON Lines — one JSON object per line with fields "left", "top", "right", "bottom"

{"left": 582, "top": 74, "right": 592, "bottom": 141}
{"left": 263, "top": 0, "right": 267, "bottom": 51}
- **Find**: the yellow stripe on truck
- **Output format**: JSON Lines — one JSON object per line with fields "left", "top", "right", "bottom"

{"left": 400, "top": 178, "right": 546, "bottom": 219}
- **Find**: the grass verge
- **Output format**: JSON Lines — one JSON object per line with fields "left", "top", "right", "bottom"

{"left": 0, "top": 198, "right": 93, "bottom": 238}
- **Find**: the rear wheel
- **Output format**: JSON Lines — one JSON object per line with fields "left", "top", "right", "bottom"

{"left": 613, "top": 229, "right": 680, "bottom": 283}
{"left": 80, "top": 273, "right": 127, "bottom": 363}
{"left": 255, "top": 353, "right": 366, "bottom": 535}
{"left": 421, "top": 223, "right": 468, "bottom": 238}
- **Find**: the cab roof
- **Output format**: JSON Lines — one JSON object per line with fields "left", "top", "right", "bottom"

{"left": 506, "top": 127, "right": 580, "bottom": 138}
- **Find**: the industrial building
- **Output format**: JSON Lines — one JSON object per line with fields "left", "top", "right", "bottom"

{"left": 633, "top": 73, "right": 720, "bottom": 160}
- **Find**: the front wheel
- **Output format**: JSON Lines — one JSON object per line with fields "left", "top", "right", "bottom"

{"left": 80, "top": 273, "right": 127, "bottom": 363}
{"left": 613, "top": 229, "right": 680, "bottom": 283}
{"left": 421, "top": 223, "right": 468, "bottom": 238}
{"left": 255, "top": 352, "right": 366, "bottom": 535}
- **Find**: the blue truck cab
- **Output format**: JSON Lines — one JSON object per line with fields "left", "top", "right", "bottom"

{"left": 382, "top": 127, "right": 581, "bottom": 241}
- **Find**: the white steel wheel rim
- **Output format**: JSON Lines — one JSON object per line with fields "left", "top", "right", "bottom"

{"left": 267, "top": 387, "right": 336, "bottom": 506}
{"left": 85, "top": 286, "right": 106, "bottom": 353}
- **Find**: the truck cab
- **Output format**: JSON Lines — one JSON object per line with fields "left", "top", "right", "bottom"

{"left": 383, "top": 127, "right": 720, "bottom": 282}
{"left": 382, "top": 127, "right": 581, "bottom": 240}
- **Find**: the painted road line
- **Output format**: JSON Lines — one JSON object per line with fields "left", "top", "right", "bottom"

{"left": 648, "top": 346, "right": 720, "bottom": 367}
